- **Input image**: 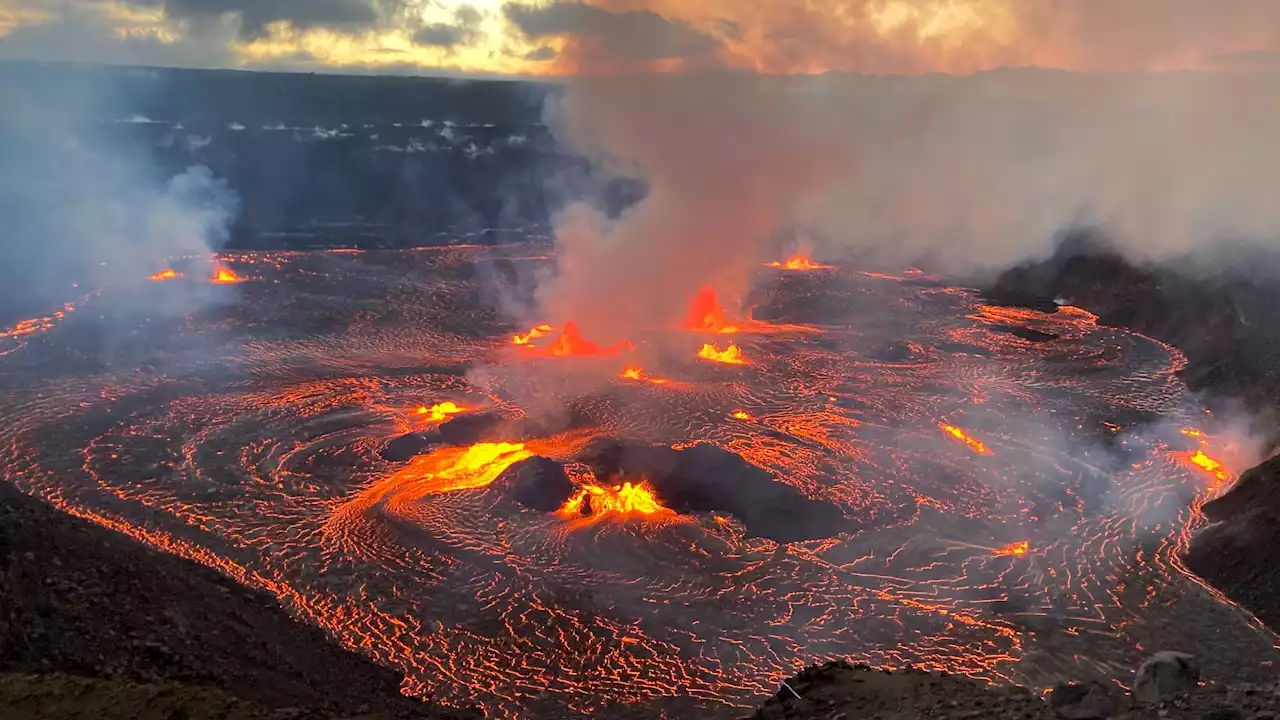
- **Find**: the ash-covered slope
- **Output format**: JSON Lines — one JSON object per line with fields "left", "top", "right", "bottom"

{"left": 986, "top": 234, "right": 1280, "bottom": 635}
{"left": 0, "top": 480, "right": 473, "bottom": 719}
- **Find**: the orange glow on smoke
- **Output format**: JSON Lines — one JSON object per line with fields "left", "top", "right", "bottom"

{"left": 547, "top": 322, "right": 627, "bottom": 357}
{"left": 685, "top": 286, "right": 741, "bottom": 334}
{"left": 558, "top": 480, "right": 669, "bottom": 518}
{"left": 385, "top": 442, "right": 533, "bottom": 495}
{"left": 512, "top": 324, "right": 553, "bottom": 345}
{"left": 416, "top": 401, "right": 467, "bottom": 423}
{"left": 731, "top": 410, "right": 752, "bottom": 420}
{"left": 767, "top": 254, "right": 832, "bottom": 271}
{"left": 211, "top": 267, "right": 241, "bottom": 284}
{"left": 939, "top": 424, "right": 991, "bottom": 455}
{"left": 994, "top": 541, "right": 1029, "bottom": 556}
{"left": 150, "top": 269, "right": 181, "bottom": 281}
{"left": 698, "top": 343, "right": 746, "bottom": 365}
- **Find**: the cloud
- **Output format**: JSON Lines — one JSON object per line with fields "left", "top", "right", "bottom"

{"left": 412, "top": 5, "right": 483, "bottom": 49}
{"left": 524, "top": 46, "right": 557, "bottom": 62}
{"left": 503, "top": 1, "right": 720, "bottom": 67}
{"left": 163, "top": 0, "right": 379, "bottom": 39}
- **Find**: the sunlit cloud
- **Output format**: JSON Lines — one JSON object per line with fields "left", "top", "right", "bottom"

{"left": 2, "top": 0, "right": 1280, "bottom": 76}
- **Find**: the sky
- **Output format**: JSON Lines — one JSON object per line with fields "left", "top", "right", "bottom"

{"left": 1, "top": 0, "right": 1279, "bottom": 77}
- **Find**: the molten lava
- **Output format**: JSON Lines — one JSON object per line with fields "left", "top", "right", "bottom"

{"left": 697, "top": 343, "right": 746, "bottom": 365}
{"left": 619, "top": 365, "right": 669, "bottom": 385}
{"left": 939, "top": 424, "right": 991, "bottom": 455}
{"left": 994, "top": 541, "right": 1029, "bottom": 556}
{"left": 546, "top": 322, "right": 628, "bottom": 357}
{"left": 685, "top": 286, "right": 741, "bottom": 334}
{"left": 416, "top": 401, "right": 467, "bottom": 423}
{"left": 512, "top": 324, "right": 553, "bottom": 346}
{"left": 211, "top": 267, "right": 241, "bottom": 284}
{"left": 731, "top": 410, "right": 752, "bottom": 420}
{"left": 386, "top": 442, "right": 533, "bottom": 496}
{"left": 150, "top": 269, "right": 181, "bottom": 281}
{"left": 558, "top": 481, "right": 668, "bottom": 518}
{"left": 1186, "top": 449, "right": 1231, "bottom": 483}
{"left": 767, "top": 254, "right": 831, "bottom": 271}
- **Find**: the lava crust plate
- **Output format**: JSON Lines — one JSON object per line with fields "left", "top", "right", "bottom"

{"left": 0, "top": 247, "right": 1275, "bottom": 719}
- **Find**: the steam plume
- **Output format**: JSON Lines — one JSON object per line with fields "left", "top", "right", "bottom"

{"left": 0, "top": 64, "right": 240, "bottom": 322}
{"left": 536, "top": 68, "right": 1280, "bottom": 331}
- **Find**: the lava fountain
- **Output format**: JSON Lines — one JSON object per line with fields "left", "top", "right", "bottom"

{"left": 766, "top": 254, "right": 832, "bottom": 271}
{"left": 211, "top": 267, "right": 241, "bottom": 284}
{"left": 698, "top": 343, "right": 747, "bottom": 365}
{"left": 416, "top": 402, "right": 468, "bottom": 423}
{"left": 685, "top": 286, "right": 742, "bottom": 334}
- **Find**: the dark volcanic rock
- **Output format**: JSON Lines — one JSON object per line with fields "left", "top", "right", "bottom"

{"left": 382, "top": 433, "right": 437, "bottom": 462}
{"left": 1185, "top": 455, "right": 1280, "bottom": 631}
{"left": 1049, "top": 681, "right": 1118, "bottom": 719}
{"left": 499, "top": 457, "right": 575, "bottom": 512}
{"left": 987, "top": 231, "right": 1280, "bottom": 407}
{"left": 577, "top": 438, "right": 849, "bottom": 543}
{"left": 0, "top": 481, "right": 469, "bottom": 718}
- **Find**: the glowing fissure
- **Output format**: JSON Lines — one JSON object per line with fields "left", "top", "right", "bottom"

{"left": 939, "top": 424, "right": 991, "bottom": 455}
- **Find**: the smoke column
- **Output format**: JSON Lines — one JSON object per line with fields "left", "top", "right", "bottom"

{"left": 0, "top": 64, "right": 240, "bottom": 324}
{"left": 537, "top": 68, "right": 1280, "bottom": 328}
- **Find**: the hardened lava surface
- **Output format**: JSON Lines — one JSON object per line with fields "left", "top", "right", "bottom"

{"left": 0, "top": 247, "right": 1275, "bottom": 719}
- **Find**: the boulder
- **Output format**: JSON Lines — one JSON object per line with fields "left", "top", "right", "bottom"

{"left": 500, "top": 457, "right": 574, "bottom": 512}
{"left": 1049, "top": 681, "right": 1117, "bottom": 720}
{"left": 1133, "top": 652, "right": 1200, "bottom": 705}
{"left": 380, "top": 433, "right": 435, "bottom": 462}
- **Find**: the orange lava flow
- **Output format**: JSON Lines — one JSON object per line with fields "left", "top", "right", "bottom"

{"left": 766, "top": 254, "right": 832, "bottom": 271}
{"left": 211, "top": 267, "right": 241, "bottom": 284}
{"left": 994, "top": 541, "right": 1029, "bottom": 556}
{"left": 558, "top": 480, "right": 669, "bottom": 519}
{"left": 512, "top": 323, "right": 553, "bottom": 346}
{"left": 1185, "top": 449, "right": 1231, "bottom": 484}
{"left": 2, "top": 305, "right": 72, "bottom": 340}
{"left": 685, "top": 286, "right": 741, "bottom": 334}
{"left": 416, "top": 401, "right": 467, "bottom": 423}
{"left": 150, "top": 269, "right": 181, "bottom": 281}
{"left": 939, "top": 424, "right": 991, "bottom": 455}
{"left": 380, "top": 442, "right": 533, "bottom": 497}
{"left": 731, "top": 410, "right": 752, "bottom": 420}
{"left": 697, "top": 343, "right": 746, "bottom": 365}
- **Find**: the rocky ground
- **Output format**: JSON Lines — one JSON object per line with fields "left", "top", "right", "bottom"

{"left": 0, "top": 480, "right": 474, "bottom": 719}
{"left": 749, "top": 657, "right": 1280, "bottom": 720}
